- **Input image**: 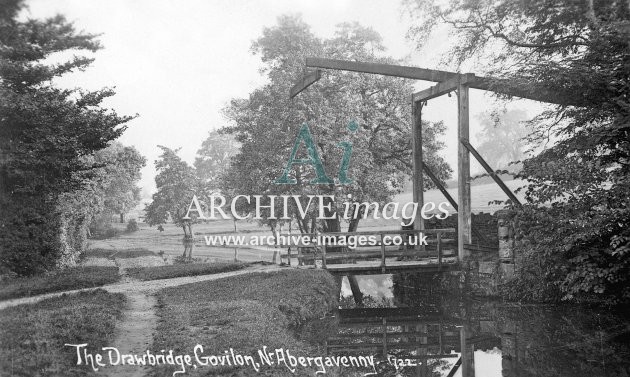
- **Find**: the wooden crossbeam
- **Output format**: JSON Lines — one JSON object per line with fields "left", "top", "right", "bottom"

{"left": 413, "top": 74, "right": 474, "bottom": 103}
{"left": 424, "top": 165, "right": 458, "bottom": 210}
{"left": 307, "top": 57, "right": 455, "bottom": 82}
{"left": 304, "top": 57, "right": 576, "bottom": 105}
{"left": 289, "top": 69, "right": 322, "bottom": 99}
{"left": 460, "top": 139, "right": 522, "bottom": 207}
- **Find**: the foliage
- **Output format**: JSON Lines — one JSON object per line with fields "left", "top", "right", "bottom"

{"left": 222, "top": 16, "right": 451, "bottom": 234}
{"left": 97, "top": 142, "right": 146, "bottom": 221}
{"left": 194, "top": 130, "right": 239, "bottom": 191}
{"left": 406, "top": 0, "right": 630, "bottom": 304}
{"left": 475, "top": 109, "right": 530, "bottom": 170}
{"left": 144, "top": 146, "right": 199, "bottom": 238}
{"left": 58, "top": 142, "right": 144, "bottom": 259}
{"left": 0, "top": 290, "right": 125, "bottom": 377}
{"left": 0, "top": 1, "right": 133, "bottom": 275}
{"left": 126, "top": 218, "right": 139, "bottom": 232}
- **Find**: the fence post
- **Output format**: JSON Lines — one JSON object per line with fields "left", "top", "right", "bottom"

{"left": 437, "top": 232, "right": 443, "bottom": 271}
{"left": 380, "top": 233, "right": 386, "bottom": 273}
{"left": 287, "top": 247, "right": 291, "bottom": 266}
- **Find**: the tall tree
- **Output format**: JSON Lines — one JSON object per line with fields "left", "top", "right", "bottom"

{"left": 406, "top": 0, "right": 630, "bottom": 303}
{"left": 475, "top": 109, "right": 530, "bottom": 170}
{"left": 194, "top": 130, "right": 239, "bottom": 191}
{"left": 222, "top": 16, "right": 451, "bottom": 235}
{"left": 0, "top": 0, "right": 132, "bottom": 275}
{"left": 145, "top": 146, "right": 198, "bottom": 238}
{"left": 98, "top": 143, "right": 146, "bottom": 223}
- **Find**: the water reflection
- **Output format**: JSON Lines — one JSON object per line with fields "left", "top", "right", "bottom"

{"left": 318, "top": 272, "right": 630, "bottom": 376}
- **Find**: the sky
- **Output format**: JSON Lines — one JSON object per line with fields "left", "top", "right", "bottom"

{"left": 23, "top": 0, "right": 542, "bottom": 195}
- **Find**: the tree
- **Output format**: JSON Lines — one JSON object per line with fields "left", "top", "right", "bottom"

{"left": 475, "top": 109, "right": 530, "bottom": 170}
{"left": 195, "top": 131, "right": 241, "bottom": 231}
{"left": 0, "top": 0, "right": 132, "bottom": 275}
{"left": 406, "top": 0, "right": 630, "bottom": 304}
{"left": 98, "top": 143, "right": 146, "bottom": 223}
{"left": 145, "top": 146, "right": 198, "bottom": 238}
{"left": 222, "top": 16, "right": 451, "bottom": 236}
{"left": 195, "top": 130, "right": 239, "bottom": 190}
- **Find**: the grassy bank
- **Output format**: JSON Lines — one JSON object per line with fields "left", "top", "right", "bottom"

{"left": 0, "top": 266, "right": 120, "bottom": 301}
{"left": 126, "top": 261, "right": 248, "bottom": 281}
{"left": 0, "top": 290, "right": 126, "bottom": 376}
{"left": 150, "top": 269, "right": 341, "bottom": 377}
{"left": 83, "top": 247, "right": 157, "bottom": 259}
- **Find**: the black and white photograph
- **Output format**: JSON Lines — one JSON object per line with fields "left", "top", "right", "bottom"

{"left": 1, "top": 0, "right": 629, "bottom": 376}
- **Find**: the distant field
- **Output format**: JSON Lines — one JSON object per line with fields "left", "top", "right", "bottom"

{"left": 393, "top": 179, "right": 526, "bottom": 215}
{"left": 87, "top": 180, "right": 524, "bottom": 264}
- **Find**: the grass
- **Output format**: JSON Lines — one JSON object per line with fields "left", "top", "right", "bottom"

{"left": 149, "top": 269, "right": 348, "bottom": 377}
{"left": 83, "top": 247, "right": 156, "bottom": 259}
{"left": 126, "top": 261, "right": 248, "bottom": 281}
{"left": 0, "top": 289, "right": 126, "bottom": 377}
{"left": 0, "top": 266, "right": 120, "bottom": 301}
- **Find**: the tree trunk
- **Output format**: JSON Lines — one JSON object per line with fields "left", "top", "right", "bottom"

{"left": 120, "top": 213, "right": 124, "bottom": 223}
{"left": 348, "top": 275, "right": 364, "bottom": 307}
{"left": 182, "top": 225, "right": 188, "bottom": 238}
{"left": 187, "top": 222, "right": 194, "bottom": 240}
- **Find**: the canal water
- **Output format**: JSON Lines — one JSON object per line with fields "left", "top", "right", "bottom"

{"left": 307, "top": 272, "right": 630, "bottom": 377}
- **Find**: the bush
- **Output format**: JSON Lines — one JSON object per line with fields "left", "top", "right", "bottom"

{"left": 0, "top": 200, "right": 62, "bottom": 276}
{"left": 126, "top": 218, "right": 139, "bottom": 232}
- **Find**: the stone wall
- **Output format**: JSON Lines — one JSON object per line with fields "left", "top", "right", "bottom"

{"left": 425, "top": 213, "right": 499, "bottom": 248}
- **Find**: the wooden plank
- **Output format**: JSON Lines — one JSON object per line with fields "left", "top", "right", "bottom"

{"left": 422, "top": 166, "right": 491, "bottom": 245}
{"left": 281, "top": 249, "right": 457, "bottom": 260}
{"left": 413, "top": 74, "right": 474, "bottom": 103}
{"left": 327, "top": 341, "right": 451, "bottom": 348}
{"left": 275, "top": 228, "right": 455, "bottom": 237}
{"left": 460, "top": 139, "right": 522, "bottom": 207}
{"left": 305, "top": 57, "right": 576, "bottom": 105}
{"left": 329, "top": 330, "right": 439, "bottom": 339}
{"left": 412, "top": 100, "right": 424, "bottom": 233}
{"left": 325, "top": 261, "right": 459, "bottom": 274}
{"left": 424, "top": 165, "right": 458, "bottom": 210}
{"left": 307, "top": 57, "right": 455, "bottom": 82}
{"left": 446, "top": 357, "right": 462, "bottom": 377}
{"left": 289, "top": 69, "right": 321, "bottom": 98}
{"left": 457, "top": 80, "right": 472, "bottom": 261}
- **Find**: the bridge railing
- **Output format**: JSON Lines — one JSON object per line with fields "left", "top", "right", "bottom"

{"left": 327, "top": 308, "right": 462, "bottom": 357}
{"left": 278, "top": 228, "right": 456, "bottom": 270}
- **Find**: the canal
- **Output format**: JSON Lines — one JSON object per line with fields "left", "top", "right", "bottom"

{"left": 302, "top": 272, "right": 630, "bottom": 376}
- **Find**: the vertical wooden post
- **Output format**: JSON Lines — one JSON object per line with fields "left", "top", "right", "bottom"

{"left": 380, "top": 233, "right": 386, "bottom": 273}
{"left": 457, "top": 77, "right": 472, "bottom": 261}
{"left": 460, "top": 324, "right": 475, "bottom": 377}
{"left": 287, "top": 247, "right": 292, "bottom": 266}
{"left": 437, "top": 232, "right": 443, "bottom": 271}
{"left": 412, "top": 99, "right": 425, "bottom": 233}
{"left": 382, "top": 318, "right": 387, "bottom": 358}
{"left": 321, "top": 244, "right": 327, "bottom": 269}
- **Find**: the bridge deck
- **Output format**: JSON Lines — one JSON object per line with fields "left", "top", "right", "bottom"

{"left": 324, "top": 258, "right": 459, "bottom": 274}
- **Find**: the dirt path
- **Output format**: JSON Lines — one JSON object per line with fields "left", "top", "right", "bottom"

{"left": 103, "top": 291, "right": 157, "bottom": 377}
{"left": 0, "top": 264, "right": 283, "bottom": 377}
